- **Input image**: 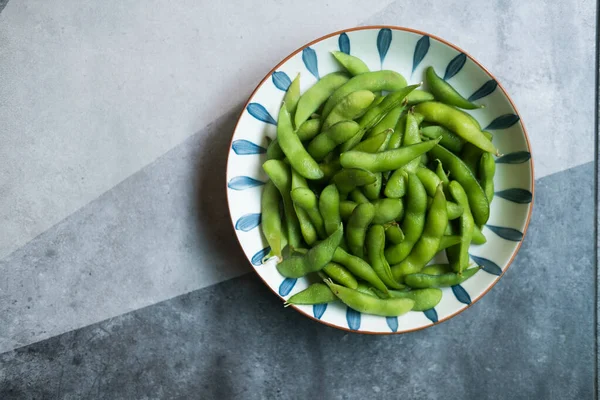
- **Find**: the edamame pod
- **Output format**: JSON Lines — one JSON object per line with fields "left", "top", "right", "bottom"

{"left": 295, "top": 72, "right": 349, "bottom": 127}
{"left": 372, "top": 198, "right": 404, "bottom": 224}
{"left": 283, "top": 73, "right": 301, "bottom": 120}
{"left": 331, "top": 51, "right": 370, "bottom": 76}
{"left": 375, "top": 288, "right": 443, "bottom": 311}
{"left": 414, "top": 102, "right": 497, "bottom": 154}
{"left": 404, "top": 267, "right": 480, "bottom": 288}
{"left": 325, "top": 280, "right": 414, "bottom": 317}
{"left": 322, "top": 90, "right": 375, "bottom": 131}
{"left": 347, "top": 202, "right": 375, "bottom": 259}
{"left": 445, "top": 181, "right": 475, "bottom": 273}
{"left": 319, "top": 184, "right": 342, "bottom": 236}
{"left": 332, "top": 168, "right": 377, "bottom": 194}
{"left": 351, "top": 130, "right": 391, "bottom": 153}
{"left": 429, "top": 144, "right": 490, "bottom": 225}
{"left": 472, "top": 225, "right": 487, "bottom": 245}
{"left": 406, "top": 89, "right": 435, "bottom": 105}
{"left": 425, "top": 66, "right": 481, "bottom": 110}
{"left": 421, "top": 125, "right": 465, "bottom": 153}
{"left": 332, "top": 247, "right": 390, "bottom": 295}
{"left": 367, "top": 105, "right": 403, "bottom": 139}
{"left": 277, "top": 106, "right": 323, "bottom": 180}
{"left": 323, "top": 262, "right": 358, "bottom": 289}
{"left": 439, "top": 235, "right": 461, "bottom": 250}
{"left": 291, "top": 187, "right": 327, "bottom": 239}
{"left": 340, "top": 200, "right": 358, "bottom": 221}
{"left": 297, "top": 119, "right": 322, "bottom": 141}
{"left": 479, "top": 152, "right": 496, "bottom": 203}
{"left": 285, "top": 283, "right": 336, "bottom": 305}
{"left": 261, "top": 181, "right": 284, "bottom": 258}
{"left": 276, "top": 224, "right": 343, "bottom": 278}
{"left": 307, "top": 120, "right": 360, "bottom": 161}
{"left": 322, "top": 70, "right": 408, "bottom": 118}
{"left": 367, "top": 225, "right": 404, "bottom": 289}
{"left": 384, "top": 223, "right": 405, "bottom": 244}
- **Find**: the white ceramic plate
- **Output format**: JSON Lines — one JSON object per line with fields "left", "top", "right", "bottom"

{"left": 226, "top": 26, "right": 534, "bottom": 334}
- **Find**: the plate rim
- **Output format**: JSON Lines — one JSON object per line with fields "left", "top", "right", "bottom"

{"left": 225, "top": 25, "right": 535, "bottom": 334}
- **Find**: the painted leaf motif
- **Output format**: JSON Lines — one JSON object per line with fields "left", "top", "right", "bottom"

{"left": 485, "top": 114, "right": 520, "bottom": 130}
{"left": 302, "top": 47, "right": 319, "bottom": 80}
{"left": 486, "top": 225, "right": 523, "bottom": 241}
{"left": 444, "top": 53, "right": 466, "bottom": 80}
{"left": 346, "top": 308, "right": 361, "bottom": 330}
{"left": 227, "top": 176, "right": 264, "bottom": 191}
{"left": 278, "top": 278, "right": 297, "bottom": 296}
{"left": 313, "top": 303, "right": 327, "bottom": 319}
{"left": 451, "top": 285, "right": 472, "bottom": 305}
{"left": 231, "top": 139, "right": 266, "bottom": 155}
{"left": 235, "top": 213, "right": 261, "bottom": 232}
{"left": 412, "top": 35, "right": 430, "bottom": 73}
{"left": 495, "top": 188, "right": 533, "bottom": 204}
{"left": 252, "top": 246, "right": 271, "bottom": 266}
{"left": 470, "top": 254, "right": 502, "bottom": 276}
{"left": 496, "top": 151, "right": 531, "bottom": 164}
{"left": 339, "top": 33, "right": 350, "bottom": 54}
{"left": 272, "top": 71, "right": 292, "bottom": 91}
{"left": 247, "top": 103, "right": 277, "bottom": 125}
{"left": 423, "top": 308, "right": 438, "bottom": 323}
{"left": 386, "top": 316, "right": 398, "bottom": 332}
{"left": 377, "top": 28, "right": 392, "bottom": 66}
{"left": 468, "top": 79, "right": 497, "bottom": 102}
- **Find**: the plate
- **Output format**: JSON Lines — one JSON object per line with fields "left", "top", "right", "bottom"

{"left": 225, "top": 26, "right": 534, "bottom": 333}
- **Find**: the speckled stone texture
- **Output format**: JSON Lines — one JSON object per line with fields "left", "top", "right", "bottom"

{"left": 0, "top": 163, "right": 593, "bottom": 400}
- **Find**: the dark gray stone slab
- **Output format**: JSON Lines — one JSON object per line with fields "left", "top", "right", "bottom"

{"left": 0, "top": 163, "right": 594, "bottom": 400}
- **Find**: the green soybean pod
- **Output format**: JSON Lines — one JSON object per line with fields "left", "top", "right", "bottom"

{"left": 283, "top": 73, "right": 301, "bottom": 121}
{"left": 446, "top": 181, "right": 475, "bottom": 273}
{"left": 472, "top": 225, "right": 487, "bottom": 245}
{"left": 413, "top": 102, "right": 497, "bottom": 154}
{"left": 262, "top": 160, "right": 302, "bottom": 250}
{"left": 277, "top": 106, "right": 323, "bottom": 180}
{"left": 460, "top": 130, "right": 493, "bottom": 175}
{"left": 429, "top": 144, "right": 489, "bottom": 226}
{"left": 386, "top": 114, "right": 406, "bottom": 151}
{"left": 416, "top": 166, "right": 442, "bottom": 197}
{"left": 384, "top": 112, "right": 421, "bottom": 194}
{"left": 435, "top": 159, "right": 451, "bottom": 197}
{"left": 325, "top": 280, "right": 414, "bottom": 317}
{"left": 347, "top": 202, "right": 375, "bottom": 259}
{"left": 277, "top": 224, "right": 343, "bottom": 278}
{"left": 383, "top": 288, "right": 443, "bottom": 311}
{"left": 291, "top": 188, "right": 327, "bottom": 239}
{"left": 331, "top": 51, "right": 370, "bottom": 76}
{"left": 261, "top": 181, "right": 284, "bottom": 258}
{"left": 421, "top": 125, "right": 465, "bottom": 153}
{"left": 297, "top": 119, "right": 322, "bottom": 141}
{"left": 351, "top": 130, "right": 391, "bottom": 153}
{"left": 266, "top": 139, "right": 285, "bottom": 160}
{"left": 384, "top": 223, "right": 405, "bottom": 244}
{"left": 285, "top": 283, "right": 336, "bottom": 305}
{"left": 317, "top": 159, "right": 342, "bottom": 183}
{"left": 322, "top": 90, "right": 375, "bottom": 131}
{"left": 332, "top": 247, "right": 390, "bottom": 295}
{"left": 367, "top": 105, "right": 403, "bottom": 139}
{"left": 366, "top": 224, "right": 404, "bottom": 289}
{"left": 479, "top": 152, "right": 496, "bottom": 203}
{"left": 319, "top": 184, "right": 342, "bottom": 236}
{"left": 406, "top": 89, "right": 435, "bottom": 105}
{"left": 295, "top": 72, "right": 349, "bottom": 128}
{"left": 332, "top": 168, "right": 377, "bottom": 194}
{"left": 384, "top": 173, "right": 427, "bottom": 264}
{"left": 439, "top": 235, "right": 461, "bottom": 251}
{"left": 350, "top": 189, "right": 370, "bottom": 204}
{"left": 390, "top": 184, "right": 448, "bottom": 280}
{"left": 426, "top": 196, "right": 463, "bottom": 220}
{"left": 362, "top": 173, "right": 382, "bottom": 200}
{"left": 307, "top": 120, "right": 360, "bottom": 162}
{"left": 404, "top": 267, "right": 480, "bottom": 288}
{"left": 372, "top": 198, "right": 404, "bottom": 224}
{"left": 384, "top": 169, "right": 407, "bottom": 199}
{"left": 340, "top": 138, "right": 441, "bottom": 173}
{"left": 322, "top": 70, "right": 408, "bottom": 118}
{"left": 421, "top": 263, "right": 453, "bottom": 275}
{"left": 323, "top": 262, "right": 359, "bottom": 289}
{"left": 290, "top": 169, "right": 319, "bottom": 245}
{"left": 340, "top": 200, "right": 358, "bottom": 221}
{"left": 425, "top": 66, "right": 481, "bottom": 110}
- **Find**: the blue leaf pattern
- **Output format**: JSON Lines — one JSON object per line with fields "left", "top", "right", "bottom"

{"left": 278, "top": 278, "right": 297, "bottom": 296}
{"left": 496, "top": 151, "right": 531, "bottom": 164}
{"left": 485, "top": 114, "right": 520, "bottom": 130}
{"left": 423, "top": 308, "right": 438, "bottom": 323}
{"left": 486, "top": 225, "right": 523, "bottom": 241}
{"left": 468, "top": 79, "right": 497, "bottom": 102}
{"left": 377, "top": 28, "right": 392, "bottom": 67}
{"left": 495, "top": 188, "right": 533, "bottom": 204}
{"left": 470, "top": 254, "right": 502, "bottom": 276}
{"left": 235, "top": 213, "right": 261, "bottom": 232}
{"left": 251, "top": 246, "right": 271, "bottom": 266}
{"left": 412, "top": 35, "right": 430, "bottom": 73}
{"left": 313, "top": 303, "right": 327, "bottom": 320}
{"left": 339, "top": 33, "right": 350, "bottom": 54}
{"left": 346, "top": 308, "right": 361, "bottom": 330}
{"left": 247, "top": 103, "right": 277, "bottom": 125}
{"left": 227, "top": 176, "right": 265, "bottom": 191}
{"left": 232, "top": 139, "right": 266, "bottom": 155}
{"left": 444, "top": 53, "right": 466, "bottom": 80}
{"left": 302, "top": 47, "right": 319, "bottom": 80}
{"left": 271, "top": 71, "right": 292, "bottom": 91}
{"left": 386, "top": 317, "right": 398, "bottom": 332}
{"left": 452, "top": 285, "right": 472, "bottom": 305}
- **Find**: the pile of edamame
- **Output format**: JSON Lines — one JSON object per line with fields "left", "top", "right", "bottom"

{"left": 261, "top": 54, "right": 496, "bottom": 317}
